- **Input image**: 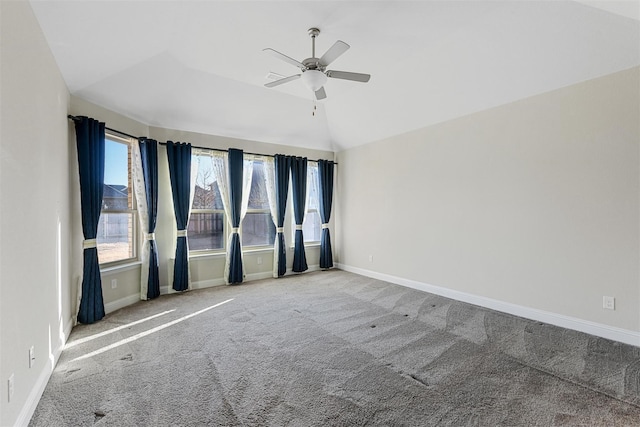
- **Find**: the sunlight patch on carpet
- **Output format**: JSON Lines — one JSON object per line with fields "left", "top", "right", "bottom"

{"left": 70, "top": 299, "right": 234, "bottom": 362}
{"left": 65, "top": 309, "right": 177, "bottom": 349}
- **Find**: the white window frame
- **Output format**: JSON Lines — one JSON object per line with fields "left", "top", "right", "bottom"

{"left": 98, "top": 133, "right": 138, "bottom": 266}
{"left": 189, "top": 151, "right": 226, "bottom": 254}
{"left": 242, "top": 156, "right": 276, "bottom": 249}
{"left": 290, "top": 161, "right": 321, "bottom": 246}
{"left": 189, "top": 208, "right": 226, "bottom": 254}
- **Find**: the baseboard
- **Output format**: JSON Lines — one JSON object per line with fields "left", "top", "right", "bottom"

{"left": 64, "top": 317, "right": 73, "bottom": 342}
{"left": 104, "top": 294, "right": 141, "bottom": 315}
{"left": 336, "top": 263, "right": 640, "bottom": 348}
{"left": 245, "top": 271, "right": 276, "bottom": 282}
{"left": 165, "top": 270, "right": 283, "bottom": 293}
{"left": 191, "top": 270, "right": 286, "bottom": 288}
{"left": 15, "top": 316, "right": 73, "bottom": 426}
{"left": 14, "top": 358, "right": 56, "bottom": 427}
{"left": 191, "top": 278, "right": 225, "bottom": 289}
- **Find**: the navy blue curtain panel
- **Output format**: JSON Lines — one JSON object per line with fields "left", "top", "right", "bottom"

{"left": 228, "top": 148, "right": 244, "bottom": 284}
{"left": 274, "top": 155, "right": 291, "bottom": 277}
{"left": 139, "top": 138, "right": 160, "bottom": 299}
{"left": 291, "top": 156, "right": 308, "bottom": 272}
{"left": 74, "top": 116, "right": 106, "bottom": 324}
{"left": 318, "top": 160, "right": 335, "bottom": 269}
{"left": 166, "top": 141, "right": 192, "bottom": 292}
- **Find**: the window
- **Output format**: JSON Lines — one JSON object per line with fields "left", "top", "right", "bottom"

{"left": 97, "top": 135, "right": 137, "bottom": 264}
{"left": 294, "top": 162, "right": 322, "bottom": 243}
{"left": 189, "top": 154, "right": 225, "bottom": 252}
{"left": 243, "top": 159, "right": 276, "bottom": 247}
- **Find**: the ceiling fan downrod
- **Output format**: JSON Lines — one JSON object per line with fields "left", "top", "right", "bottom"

{"left": 308, "top": 28, "right": 320, "bottom": 60}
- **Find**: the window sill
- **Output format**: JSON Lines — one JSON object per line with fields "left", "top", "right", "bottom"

{"left": 289, "top": 242, "right": 321, "bottom": 249}
{"left": 189, "top": 251, "right": 226, "bottom": 260}
{"left": 243, "top": 246, "right": 275, "bottom": 254}
{"left": 188, "top": 246, "right": 275, "bottom": 260}
{"left": 100, "top": 261, "right": 142, "bottom": 275}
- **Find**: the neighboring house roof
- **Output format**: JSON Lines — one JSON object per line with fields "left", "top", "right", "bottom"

{"left": 102, "top": 184, "right": 128, "bottom": 210}
{"left": 103, "top": 184, "right": 127, "bottom": 199}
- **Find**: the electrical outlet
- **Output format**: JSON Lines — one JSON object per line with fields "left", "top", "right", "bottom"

{"left": 29, "top": 346, "right": 35, "bottom": 368}
{"left": 368, "top": 255, "right": 373, "bottom": 263}
{"left": 111, "top": 279, "right": 117, "bottom": 289}
{"left": 603, "top": 296, "right": 615, "bottom": 310}
{"left": 8, "top": 374, "right": 14, "bottom": 403}
{"left": 257, "top": 257, "right": 263, "bottom": 265}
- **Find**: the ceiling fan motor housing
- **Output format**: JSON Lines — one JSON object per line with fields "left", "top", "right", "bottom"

{"left": 303, "top": 57, "right": 323, "bottom": 71}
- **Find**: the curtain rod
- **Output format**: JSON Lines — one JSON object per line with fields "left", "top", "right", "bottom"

{"left": 68, "top": 114, "right": 139, "bottom": 140}
{"left": 67, "top": 114, "right": 337, "bottom": 165}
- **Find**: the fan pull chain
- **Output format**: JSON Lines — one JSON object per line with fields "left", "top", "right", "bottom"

{"left": 312, "top": 99, "right": 317, "bottom": 117}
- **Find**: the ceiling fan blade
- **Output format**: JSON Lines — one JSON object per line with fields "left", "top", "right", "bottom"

{"left": 264, "top": 74, "right": 301, "bottom": 88}
{"left": 315, "top": 86, "right": 327, "bottom": 100}
{"left": 266, "top": 71, "right": 286, "bottom": 80}
{"left": 319, "top": 40, "right": 350, "bottom": 67}
{"left": 326, "top": 70, "right": 371, "bottom": 83}
{"left": 263, "top": 48, "right": 305, "bottom": 69}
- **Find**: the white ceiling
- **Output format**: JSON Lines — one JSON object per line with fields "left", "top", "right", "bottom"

{"left": 29, "top": 1, "right": 640, "bottom": 152}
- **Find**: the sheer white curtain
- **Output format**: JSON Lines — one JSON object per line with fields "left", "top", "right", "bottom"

{"left": 185, "top": 156, "right": 198, "bottom": 290}
{"left": 290, "top": 162, "right": 315, "bottom": 245}
{"left": 211, "top": 151, "right": 230, "bottom": 219}
{"left": 241, "top": 156, "right": 255, "bottom": 228}
{"left": 211, "top": 152, "right": 231, "bottom": 282}
{"left": 236, "top": 157, "right": 254, "bottom": 281}
{"left": 263, "top": 157, "right": 280, "bottom": 277}
{"left": 305, "top": 161, "right": 316, "bottom": 227}
{"left": 131, "top": 140, "right": 151, "bottom": 299}
{"left": 211, "top": 152, "right": 254, "bottom": 284}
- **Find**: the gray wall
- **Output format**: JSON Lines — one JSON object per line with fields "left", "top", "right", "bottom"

{"left": 336, "top": 67, "right": 639, "bottom": 335}
{"left": 1, "top": 1, "right": 72, "bottom": 424}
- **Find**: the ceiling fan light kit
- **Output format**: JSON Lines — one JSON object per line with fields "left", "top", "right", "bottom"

{"left": 301, "top": 70, "right": 327, "bottom": 92}
{"left": 263, "top": 27, "right": 371, "bottom": 102}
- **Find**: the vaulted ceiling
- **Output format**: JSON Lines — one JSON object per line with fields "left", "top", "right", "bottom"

{"left": 30, "top": 1, "right": 640, "bottom": 152}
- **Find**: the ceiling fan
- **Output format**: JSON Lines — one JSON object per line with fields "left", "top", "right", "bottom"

{"left": 263, "top": 28, "right": 371, "bottom": 100}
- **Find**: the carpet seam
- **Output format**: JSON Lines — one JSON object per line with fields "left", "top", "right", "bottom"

{"left": 499, "top": 350, "right": 640, "bottom": 410}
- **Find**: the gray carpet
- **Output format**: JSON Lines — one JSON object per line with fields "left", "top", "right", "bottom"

{"left": 30, "top": 270, "right": 640, "bottom": 426}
